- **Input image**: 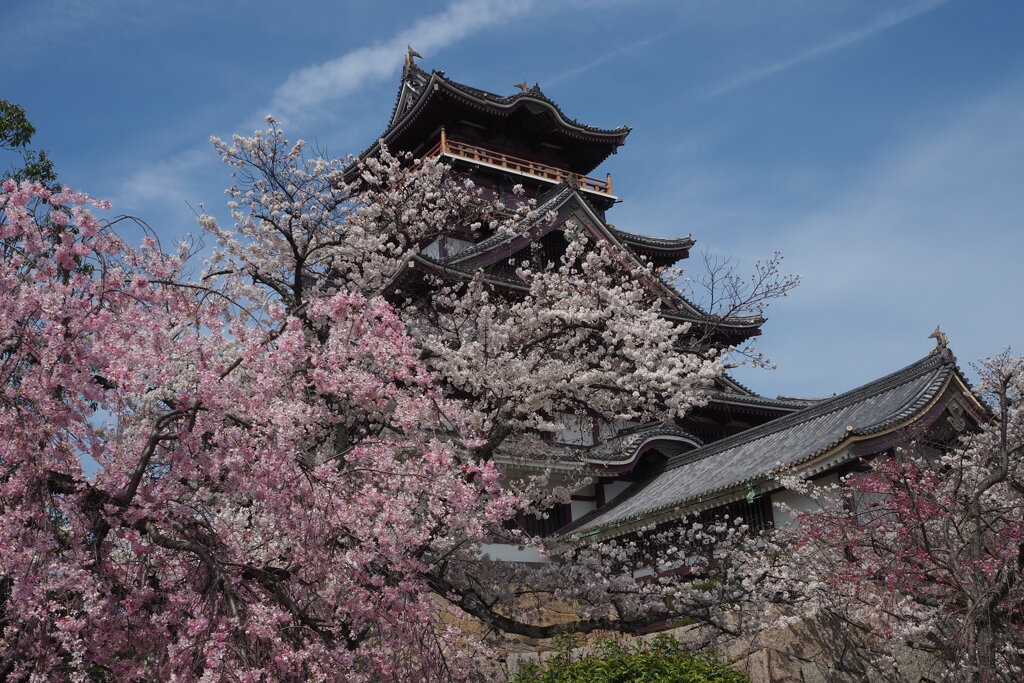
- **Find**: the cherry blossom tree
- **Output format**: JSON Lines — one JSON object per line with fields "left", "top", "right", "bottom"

{"left": 0, "top": 119, "right": 792, "bottom": 680}
{"left": 203, "top": 120, "right": 784, "bottom": 645}
{"left": 745, "top": 352, "right": 1024, "bottom": 681}
{"left": 1, "top": 175, "right": 525, "bottom": 680}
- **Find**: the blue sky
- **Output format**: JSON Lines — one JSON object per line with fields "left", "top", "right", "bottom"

{"left": 4, "top": 0, "right": 1023, "bottom": 398}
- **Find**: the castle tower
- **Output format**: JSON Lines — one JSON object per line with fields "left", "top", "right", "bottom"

{"left": 360, "top": 59, "right": 815, "bottom": 535}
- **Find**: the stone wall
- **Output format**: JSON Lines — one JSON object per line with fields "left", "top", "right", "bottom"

{"left": 502, "top": 614, "right": 947, "bottom": 682}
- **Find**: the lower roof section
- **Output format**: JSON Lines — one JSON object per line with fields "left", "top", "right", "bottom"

{"left": 563, "top": 348, "right": 978, "bottom": 541}
{"left": 419, "top": 180, "right": 764, "bottom": 344}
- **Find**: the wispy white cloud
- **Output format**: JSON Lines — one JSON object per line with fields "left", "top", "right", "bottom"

{"left": 112, "top": 0, "right": 536, "bottom": 231}
{"left": 270, "top": 0, "right": 535, "bottom": 122}
{"left": 545, "top": 29, "right": 674, "bottom": 87}
{"left": 114, "top": 147, "right": 210, "bottom": 213}
{"left": 734, "top": 80, "right": 1024, "bottom": 395}
{"left": 705, "top": 0, "right": 950, "bottom": 99}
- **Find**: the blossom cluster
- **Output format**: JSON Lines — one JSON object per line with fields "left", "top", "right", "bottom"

{"left": 740, "top": 353, "right": 1024, "bottom": 680}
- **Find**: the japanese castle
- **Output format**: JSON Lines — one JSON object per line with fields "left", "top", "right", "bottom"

{"left": 363, "top": 55, "right": 984, "bottom": 547}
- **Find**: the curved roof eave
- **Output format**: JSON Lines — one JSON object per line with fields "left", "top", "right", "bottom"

{"left": 610, "top": 227, "right": 695, "bottom": 255}
{"left": 411, "top": 70, "right": 632, "bottom": 140}
{"left": 410, "top": 253, "right": 530, "bottom": 291}
{"left": 359, "top": 66, "right": 631, "bottom": 164}
{"left": 661, "top": 308, "right": 766, "bottom": 332}
{"left": 582, "top": 427, "right": 704, "bottom": 468}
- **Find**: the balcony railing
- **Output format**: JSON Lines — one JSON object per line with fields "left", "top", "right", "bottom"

{"left": 423, "top": 130, "right": 614, "bottom": 197}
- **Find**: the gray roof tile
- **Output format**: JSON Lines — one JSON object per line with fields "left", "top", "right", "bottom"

{"left": 569, "top": 350, "right": 958, "bottom": 537}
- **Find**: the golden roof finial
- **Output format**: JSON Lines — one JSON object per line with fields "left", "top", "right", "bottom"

{"left": 928, "top": 325, "right": 950, "bottom": 354}
{"left": 404, "top": 45, "right": 423, "bottom": 69}
{"left": 514, "top": 81, "right": 529, "bottom": 92}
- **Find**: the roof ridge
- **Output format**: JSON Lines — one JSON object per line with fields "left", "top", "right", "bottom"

{"left": 595, "top": 423, "right": 704, "bottom": 453}
{"left": 389, "top": 61, "right": 431, "bottom": 126}
{"left": 666, "top": 351, "right": 953, "bottom": 472}
{"left": 431, "top": 70, "right": 631, "bottom": 136}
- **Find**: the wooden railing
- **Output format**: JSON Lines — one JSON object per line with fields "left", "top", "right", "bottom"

{"left": 423, "top": 129, "right": 614, "bottom": 196}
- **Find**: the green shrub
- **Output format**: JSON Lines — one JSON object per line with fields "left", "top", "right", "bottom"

{"left": 511, "top": 633, "right": 749, "bottom": 683}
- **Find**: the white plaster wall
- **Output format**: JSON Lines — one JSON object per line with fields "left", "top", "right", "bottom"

{"left": 570, "top": 500, "right": 596, "bottom": 521}
{"left": 575, "top": 483, "right": 596, "bottom": 497}
{"left": 480, "top": 543, "right": 548, "bottom": 563}
{"left": 771, "top": 472, "right": 840, "bottom": 528}
{"left": 604, "top": 480, "right": 632, "bottom": 504}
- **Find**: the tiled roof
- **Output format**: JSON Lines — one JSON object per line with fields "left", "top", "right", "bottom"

{"left": 661, "top": 308, "right": 765, "bottom": 332}
{"left": 581, "top": 424, "right": 705, "bottom": 466}
{"left": 430, "top": 182, "right": 763, "bottom": 336}
{"left": 715, "top": 372, "right": 759, "bottom": 396}
{"left": 393, "top": 64, "right": 631, "bottom": 138}
{"left": 355, "top": 64, "right": 631, "bottom": 164}
{"left": 704, "top": 389, "right": 816, "bottom": 411}
{"left": 567, "top": 350, "right": 960, "bottom": 539}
